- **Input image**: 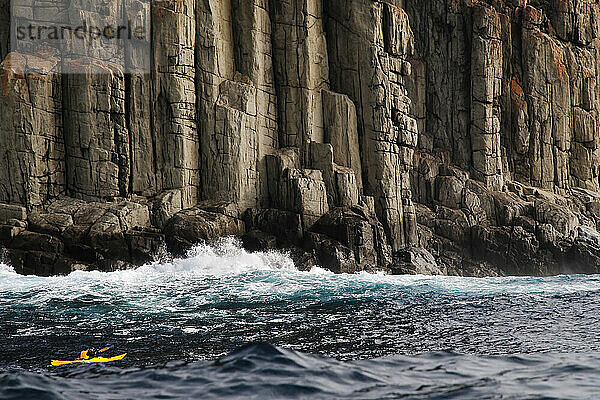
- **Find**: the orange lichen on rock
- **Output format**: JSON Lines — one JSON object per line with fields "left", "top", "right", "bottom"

{"left": 552, "top": 44, "right": 567, "bottom": 79}
{"left": 552, "top": 46, "right": 567, "bottom": 78}
{"left": 0, "top": 52, "right": 59, "bottom": 96}
{"left": 522, "top": 5, "right": 543, "bottom": 25}
{"left": 511, "top": 76, "right": 524, "bottom": 96}
{"left": 0, "top": 53, "right": 26, "bottom": 97}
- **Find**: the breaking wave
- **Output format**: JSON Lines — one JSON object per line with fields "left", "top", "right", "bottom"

{"left": 1, "top": 239, "right": 600, "bottom": 398}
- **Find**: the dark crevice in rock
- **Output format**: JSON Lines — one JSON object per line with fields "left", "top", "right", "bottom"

{"left": 1, "top": 0, "right": 600, "bottom": 276}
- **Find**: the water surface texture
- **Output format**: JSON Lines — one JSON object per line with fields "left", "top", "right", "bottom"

{"left": 1, "top": 239, "right": 599, "bottom": 399}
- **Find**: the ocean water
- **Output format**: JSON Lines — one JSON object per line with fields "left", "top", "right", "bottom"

{"left": 1, "top": 238, "right": 600, "bottom": 399}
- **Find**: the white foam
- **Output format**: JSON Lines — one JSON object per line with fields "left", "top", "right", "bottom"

{"left": 0, "top": 238, "right": 298, "bottom": 301}
{"left": 0, "top": 263, "right": 15, "bottom": 274}
{"left": 39, "top": 237, "right": 297, "bottom": 285}
{"left": 155, "top": 237, "right": 297, "bottom": 276}
{"left": 1, "top": 239, "right": 600, "bottom": 298}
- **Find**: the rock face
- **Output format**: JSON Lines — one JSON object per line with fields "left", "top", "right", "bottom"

{"left": 326, "top": 0, "right": 419, "bottom": 251}
{"left": 0, "top": 53, "right": 64, "bottom": 208}
{"left": 2, "top": 0, "right": 600, "bottom": 276}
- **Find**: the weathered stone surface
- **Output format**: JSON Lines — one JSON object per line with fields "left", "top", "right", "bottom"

{"left": 383, "top": 3, "right": 414, "bottom": 58}
{"left": 231, "top": 0, "right": 279, "bottom": 207}
{"left": 491, "top": 191, "right": 530, "bottom": 226}
{"left": 287, "top": 168, "right": 329, "bottom": 227}
{"left": 0, "top": 204, "right": 27, "bottom": 224}
{"left": 404, "top": 2, "right": 473, "bottom": 169}
{"left": 391, "top": 247, "right": 443, "bottom": 276}
{"left": 534, "top": 199, "right": 579, "bottom": 237}
{"left": 470, "top": 4, "right": 504, "bottom": 190}
{"left": 0, "top": 224, "right": 25, "bottom": 243}
{"left": 205, "top": 78, "right": 259, "bottom": 212}
{"left": 163, "top": 207, "right": 245, "bottom": 255}
{"left": 0, "top": 53, "right": 65, "bottom": 208}
{"left": 63, "top": 59, "right": 129, "bottom": 201}
{"left": 326, "top": 0, "right": 418, "bottom": 251}
{"left": 4, "top": 198, "right": 155, "bottom": 274}
{"left": 266, "top": 148, "right": 329, "bottom": 228}
{"left": 154, "top": 0, "right": 199, "bottom": 208}
{"left": 550, "top": 0, "right": 599, "bottom": 45}
{"left": 265, "top": 147, "right": 300, "bottom": 203}
{"left": 29, "top": 213, "right": 73, "bottom": 236}
{"left": 4, "top": 249, "right": 65, "bottom": 276}
{"left": 271, "top": 0, "right": 329, "bottom": 159}
{"left": 304, "top": 232, "right": 359, "bottom": 274}
{"left": 10, "top": 231, "right": 64, "bottom": 254}
{"left": 151, "top": 190, "right": 184, "bottom": 228}
{"left": 0, "top": 0, "right": 7, "bottom": 61}
{"left": 334, "top": 167, "right": 361, "bottom": 208}
{"left": 310, "top": 206, "right": 392, "bottom": 271}
{"left": 197, "top": 200, "right": 240, "bottom": 219}
{"left": 309, "top": 142, "right": 359, "bottom": 208}
{"left": 129, "top": 72, "right": 156, "bottom": 197}
{"left": 433, "top": 206, "right": 471, "bottom": 245}
{"left": 3, "top": 0, "right": 600, "bottom": 277}
{"left": 244, "top": 208, "right": 303, "bottom": 245}
{"left": 125, "top": 228, "right": 166, "bottom": 265}
{"left": 471, "top": 224, "right": 544, "bottom": 275}
{"left": 322, "top": 90, "right": 363, "bottom": 189}
{"left": 403, "top": 1, "right": 600, "bottom": 197}
{"left": 242, "top": 229, "right": 278, "bottom": 252}
{"left": 436, "top": 176, "right": 464, "bottom": 209}
{"left": 196, "top": 0, "right": 280, "bottom": 214}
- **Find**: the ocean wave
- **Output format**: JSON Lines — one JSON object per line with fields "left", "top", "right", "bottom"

{"left": 2, "top": 240, "right": 600, "bottom": 386}
{"left": 2, "top": 239, "right": 600, "bottom": 297}
{"left": 68, "top": 237, "right": 297, "bottom": 280}
{"left": 1, "top": 343, "right": 599, "bottom": 399}
{"left": 0, "top": 260, "right": 15, "bottom": 275}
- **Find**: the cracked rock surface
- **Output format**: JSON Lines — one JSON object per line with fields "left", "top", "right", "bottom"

{"left": 2, "top": 0, "right": 600, "bottom": 276}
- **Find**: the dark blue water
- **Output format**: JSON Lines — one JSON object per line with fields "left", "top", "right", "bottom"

{"left": 1, "top": 238, "right": 600, "bottom": 399}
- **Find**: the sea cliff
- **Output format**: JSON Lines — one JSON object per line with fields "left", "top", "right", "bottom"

{"left": 2, "top": 0, "right": 600, "bottom": 276}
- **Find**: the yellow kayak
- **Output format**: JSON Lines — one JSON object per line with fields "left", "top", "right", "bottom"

{"left": 51, "top": 349, "right": 127, "bottom": 367}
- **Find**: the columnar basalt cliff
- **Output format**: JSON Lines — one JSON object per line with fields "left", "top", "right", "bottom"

{"left": 2, "top": 0, "right": 600, "bottom": 276}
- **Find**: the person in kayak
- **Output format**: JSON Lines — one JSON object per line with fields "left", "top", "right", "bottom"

{"left": 51, "top": 348, "right": 127, "bottom": 366}
{"left": 79, "top": 347, "right": 109, "bottom": 359}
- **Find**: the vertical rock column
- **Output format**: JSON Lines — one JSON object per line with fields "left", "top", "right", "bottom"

{"left": 231, "top": 0, "right": 280, "bottom": 208}
{"left": 211, "top": 78, "right": 260, "bottom": 212}
{"left": 61, "top": 0, "right": 133, "bottom": 201}
{"left": 128, "top": 70, "right": 156, "bottom": 196}
{"left": 0, "top": 0, "right": 8, "bottom": 62}
{"left": 325, "top": 1, "right": 417, "bottom": 251}
{"left": 567, "top": 46, "right": 600, "bottom": 191}
{"left": 555, "top": 0, "right": 600, "bottom": 192}
{"left": 197, "top": 0, "right": 261, "bottom": 213}
{"left": 404, "top": 1, "right": 472, "bottom": 167}
{"left": 385, "top": 3, "right": 418, "bottom": 250}
{"left": 322, "top": 90, "right": 363, "bottom": 190}
{"left": 127, "top": 0, "right": 155, "bottom": 196}
{"left": 266, "top": 148, "right": 329, "bottom": 228}
{"left": 521, "top": 6, "right": 571, "bottom": 190}
{"left": 63, "top": 59, "right": 130, "bottom": 200}
{"left": 153, "top": 0, "right": 199, "bottom": 208}
{"left": 309, "top": 141, "right": 360, "bottom": 208}
{"left": 470, "top": 5, "right": 504, "bottom": 190}
{"left": 270, "top": 0, "right": 329, "bottom": 161}
{"left": 551, "top": 0, "right": 600, "bottom": 47}
{"left": 0, "top": 53, "right": 65, "bottom": 208}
